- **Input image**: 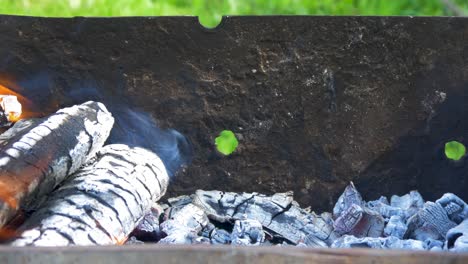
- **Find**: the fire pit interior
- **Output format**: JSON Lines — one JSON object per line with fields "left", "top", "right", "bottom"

{"left": 0, "top": 15, "right": 467, "bottom": 257}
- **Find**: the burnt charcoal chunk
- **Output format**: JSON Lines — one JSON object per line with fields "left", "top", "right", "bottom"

{"left": 406, "top": 202, "right": 457, "bottom": 241}
{"left": 390, "top": 191, "right": 425, "bottom": 219}
{"left": 423, "top": 238, "right": 444, "bottom": 251}
{"left": 333, "top": 182, "right": 363, "bottom": 218}
{"left": 211, "top": 228, "right": 231, "bottom": 245}
{"left": 192, "top": 190, "right": 329, "bottom": 247}
{"left": 158, "top": 203, "right": 209, "bottom": 245}
{"left": 384, "top": 215, "right": 407, "bottom": 239}
{"left": 446, "top": 219, "right": 468, "bottom": 252}
{"left": 131, "top": 207, "right": 164, "bottom": 242}
{"left": 158, "top": 230, "right": 198, "bottom": 245}
{"left": 231, "top": 219, "right": 265, "bottom": 246}
{"left": 436, "top": 193, "right": 468, "bottom": 224}
{"left": 161, "top": 204, "right": 209, "bottom": 235}
{"left": 332, "top": 235, "right": 425, "bottom": 250}
{"left": 333, "top": 204, "right": 385, "bottom": 238}
{"left": 367, "top": 199, "right": 406, "bottom": 220}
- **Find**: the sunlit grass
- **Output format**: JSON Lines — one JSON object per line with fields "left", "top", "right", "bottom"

{"left": 0, "top": 0, "right": 466, "bottom": 27}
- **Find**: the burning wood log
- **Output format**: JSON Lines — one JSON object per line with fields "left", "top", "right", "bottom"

{"left": 0, "top": 101, "right": 114, "bottom": 228}
{"left": 12, "top": 144, "right": 169, "bottom": 246}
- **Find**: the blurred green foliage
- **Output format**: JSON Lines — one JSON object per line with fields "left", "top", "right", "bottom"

{"left": 215, "top": 130, "right": 238, "bottom": 155}
{"left": 445, "top": 141, "right": 466, "bottom": 161}
{"left": 0, "top": 0, "right": 467, "bottom": 27}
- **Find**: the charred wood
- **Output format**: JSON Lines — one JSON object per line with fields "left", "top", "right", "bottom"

{"left": 446, "top": 219, "right": 468, "bottom": 252}
{"left": 159, "top": 203, "right": 209, "bottom": 245}
{"left": 192, "top": 190, "right": 334, "bottom": 247}
{"left": 0, "top": 101, "right": 114, "bottom": 228}
{"left": 11, "top": 144, "right": 169, "bottom": 246}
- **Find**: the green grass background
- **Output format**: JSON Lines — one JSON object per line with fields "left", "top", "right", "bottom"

{"left": 0, "top": 0, "right": 467, "bottom": 27}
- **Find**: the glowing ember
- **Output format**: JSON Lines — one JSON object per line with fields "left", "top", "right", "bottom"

{"left": 0, "top": 95, "right": 21, "bottom": 122}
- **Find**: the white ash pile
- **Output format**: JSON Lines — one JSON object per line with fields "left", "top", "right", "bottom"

{"left": 127, "top": 183, "right": 468, "bottom": 252}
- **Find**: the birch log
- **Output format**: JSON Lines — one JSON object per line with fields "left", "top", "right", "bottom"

{"left": 12, "top": 144, "right": 169, "bottom": 246}
{"left": 0, "top": 101, "right": 114, "bottom": 228}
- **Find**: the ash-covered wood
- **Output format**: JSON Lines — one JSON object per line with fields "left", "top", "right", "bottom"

{"left": 192, "top": 190, "right": 335, "bottom": 247}
{"left": 12, "top": 144, "right": 169, "bottom": 246}
{"left": 159, "top": 203, "right": 209, "bottom": 244}
{"left": 0, "top": 101, "right": 114, "bottom": 228}
{"left": 405, "top": 202, "right": 457, "bottom": 241}
{"left": 446, "top": 219, "right": 468, "bottom": 252}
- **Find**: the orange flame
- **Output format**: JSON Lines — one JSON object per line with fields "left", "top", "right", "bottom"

{"left": 111, "top": 233, "right": 128, "bottom": 245}
{"left": 0, "top": 83, "right": 41, "bottom": 120}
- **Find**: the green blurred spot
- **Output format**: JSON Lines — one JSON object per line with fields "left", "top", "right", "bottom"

{"left": 445, "top": 141, "right": 466, "bottom": 161}
{"left": 215, "top": 130, "right": 238, "bottom": 155}
{"left": 198, "top": 14, "right": 222, "bottom": 28}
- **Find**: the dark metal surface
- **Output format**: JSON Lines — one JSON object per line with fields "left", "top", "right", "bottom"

{"left": 0, "top": 15, "right": 467, "bottom": 211}
{"left": 0, "top": 244, "right": 467, "bottom": 264}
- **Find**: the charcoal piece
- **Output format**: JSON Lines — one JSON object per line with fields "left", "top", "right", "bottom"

{"left": 192, "top": 190, "right": 329, "bottom": 247}
{"left": 367, "top": 199, "right": 406, "bottom": 220}
{"left": 446, "top": 219, "right": 468, "bottom": 252}
{"left": 410, "top": 223, "right": 444, "bottom": 241}
{"left": 384, "top": 215, "right": 407, "bottom": 239}
{"left": 377, "top": 196, "right": 390, "bottom": 205}
{"left": 158, "top": 229, "right": 198, "bottom": 245}
{"left": 167, "top": 195, "right": 193, "bottom": 206}
{"left": 436, "top": 193, "right": 468, "bottom": 224}
{"left": 320, "top": 212, "right": 334, "bottom": 226}
{"left": 161, "top": 204, "right": 209, "bottom": 235}
{"left": 0, "top": 101, "right": 114, "bottom": 228}
{"left": 231, "top": 219, "right": 265, "bottom": 246}
{"left": 450, "top": 236, "right": 468, "bottom": 252}
{"left": 200, "top": 222, "right": 216, "bottom": 239}
{"left": 331, "top": 235, "right": 425, "bottom": 250}
{"left": 130, "top": 206, "right": 164, "bottom": 242}
{"left": 163, "top": 195, "right": 193, "bottom": 219}
{"left": 390, "top": 191, "right": 424, "bottom": 219}
{"left": 406, "top": 202, "right": 457, "bottom": 241}
{"left": 384, "top": 236, "right": 426, "bottom": 250}
{"left": 333, "top": 204, "right": 385, "bottom": 238}
{"left": 159, "top": 204, "right": 209, "bottom": 245}
{"left": 333, "top": 182, "right": 363, "bottom": 218}
{"left": 331, "top": 235, "right": 383, "bottom": 249}
{"left": 423, "top": 238, "right": 444, "bottom": 251}
{"left": 12, "top": 144, "right": 169, "bottom": 246}
{"left": 166, "top": 195, "right": 192, "bottom": 214}
{"left": 210, "top": 228, "right": 231, "bottom": 245}
{"left": 303, "top": 211, "right": 339, "bottom": 246}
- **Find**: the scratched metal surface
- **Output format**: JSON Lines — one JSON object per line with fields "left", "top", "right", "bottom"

{"left": 0, "top": 16, "right": 466, "bottom": 211}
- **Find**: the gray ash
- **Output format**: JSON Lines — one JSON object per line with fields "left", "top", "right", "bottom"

{"left": 126, "top": 183, "right": 468, "bottom": 252}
